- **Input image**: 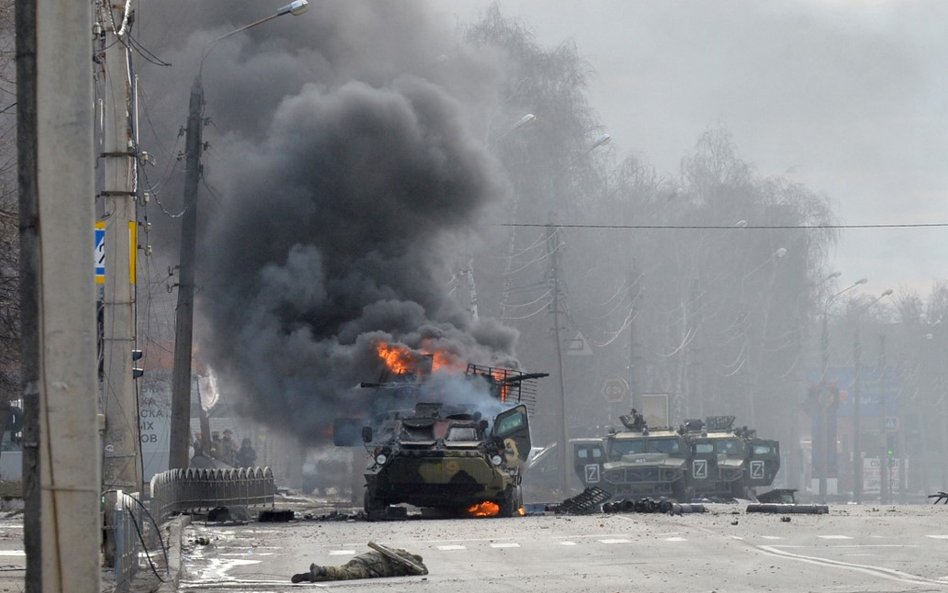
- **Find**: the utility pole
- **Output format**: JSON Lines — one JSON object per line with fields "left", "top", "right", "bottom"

{"left": 169, "top": 78, "right": 204, "bottom": 470}
{"left": 627, "top": 263, "right": 639, "bottom": 409}
{"left": 166, "top": 1, "right": 310, "bottom": 471}
{"left": 18, "top": 0, "right": 101, "bottom": 591}
{"left": 879, "top": 334, "right": 888, "bottom": 504}
{"left": 547, "top": 212, "right": 570, "bottom": 495}
{"left": 98, "top": 0, "right": 142, "bottom": 495}
{"left": 853, "top": 325, "right": 863, "bottom": 503}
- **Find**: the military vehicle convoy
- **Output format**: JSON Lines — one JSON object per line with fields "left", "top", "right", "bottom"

{"left": 359, "top": 361, "right": 544, "bottom": 520}
{"left": 573, "top": 413, "right": 779, "bottom": 502}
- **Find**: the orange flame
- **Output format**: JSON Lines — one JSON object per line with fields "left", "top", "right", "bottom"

{"left": 517, "top": 506, "right": 526, "bottom": 516}
{"left": 376, "top": 342, "right": 417, "bottom": 375}
{"left": 376, "top": 341, "right": 468, "bottom": 376}
{"left": 431, "top": 349, "right": 466, "bottom": 374}
{"left": 466, "top": 501, "right": 500, "bottom": 517}
{"left": 491, "top": 369, "right": 510, "bottom": 402}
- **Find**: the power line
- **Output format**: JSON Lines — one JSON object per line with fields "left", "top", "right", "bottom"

{"left": 500, "top": 222, "right": 948, "bottom": 230}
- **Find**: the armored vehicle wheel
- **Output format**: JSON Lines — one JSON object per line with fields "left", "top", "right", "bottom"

{"left": 498, "top": 485, "right": 523, "bottom": 518}
{"left": 672, "top": 481, "right": 694, "bottom": 504}
{"left": 364, "top": 486, "right": 387, "bottom": 522}
{"left": 731, "top": 481, "right": 749, "bottom": 500}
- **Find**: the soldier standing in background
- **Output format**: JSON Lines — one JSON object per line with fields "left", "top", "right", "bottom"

{"left": 235, "top": 437, "right": 257, "bottom": 467}
{"left": 290, "top": 543, "right": 427, "bottom": 582}
{"left": 221, "top": 429, "right": 237, "bottom": 465}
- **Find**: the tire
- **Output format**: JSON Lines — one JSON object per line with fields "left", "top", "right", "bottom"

{"left": 363, "top": 486, "right": 387, "bottom": 522}
{"left": 672, "top": 481, "right": 693, "bottom": 504}
{"left": 498, "top": 485, "right": 522, "bottom": 518}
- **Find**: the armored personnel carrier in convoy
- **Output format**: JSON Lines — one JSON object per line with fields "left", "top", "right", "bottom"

{"left": 358, "top": 359, "right": 545, "bottom": 520}
{"left": 573, "top": 412, "right": 779, "bottom": 502}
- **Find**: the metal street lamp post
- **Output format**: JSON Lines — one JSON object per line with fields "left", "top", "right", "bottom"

{"left": 817, "top": 277, "right": 866, "bottom": 501}
{"left": 169, "top": 1, "right": 310, "bottom": 470}
{"left": 852, "top": 288, "right": 892, "bottom": 503}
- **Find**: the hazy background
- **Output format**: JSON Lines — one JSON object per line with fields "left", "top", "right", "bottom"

{"left": 438, "top": 0, "right": 948, "bottom": 298}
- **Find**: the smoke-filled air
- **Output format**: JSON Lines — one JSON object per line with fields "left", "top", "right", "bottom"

{"left": 136, "top": 0, "right": 948, "bottom": 493}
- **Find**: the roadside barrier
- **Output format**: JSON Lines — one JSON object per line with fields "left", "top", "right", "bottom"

{"left": 107, "top": 490, "right": 144, "bottom": 593}
{"left": 150, "top": 466, "right": 275, "bottom": 525}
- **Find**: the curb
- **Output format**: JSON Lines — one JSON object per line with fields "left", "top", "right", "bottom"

{"left": 156, "top": 515, "right": 191, "bottom": 593}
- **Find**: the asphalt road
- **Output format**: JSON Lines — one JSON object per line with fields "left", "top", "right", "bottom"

{"left": 179, "top": 504, "right": 948, "bottom": 593}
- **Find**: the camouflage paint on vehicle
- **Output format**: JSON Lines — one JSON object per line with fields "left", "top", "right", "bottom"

{"left": 363, "top": 402, "right": 530, "bottom": 518}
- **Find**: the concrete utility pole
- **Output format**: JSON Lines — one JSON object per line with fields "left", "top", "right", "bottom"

{"left": 879, "top": 334, "right": 888, "bottom": 504}
{"left": 627, "top": 263, "right": 640, "bottom": 409}
{"left": 853, "top": 324, "right": 863, "bottom": 503}
{"left": 99, "top": 0, "right": 143, "bottom": 495}
{"left": 169, "top": 78, "right": 204, "bottom": 470}
{"left": 547, "top": 213, "right": 570, "bottom": 495}
{"left": 168, "top": 0, "right": 310, "bottom": 471}
{"left": 18, "top": 0, "right": 101, "bottom": 591}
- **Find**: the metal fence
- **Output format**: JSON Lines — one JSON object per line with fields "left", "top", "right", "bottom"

{"left": 150, "top": 466, "right": 275, "bottom": 525}
{"left": 109, "top": 490, "right": 143, "bottom": 593}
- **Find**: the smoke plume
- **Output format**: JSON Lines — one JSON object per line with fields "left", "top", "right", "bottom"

{"left": 144, "top": 3, "right": 520, "bottom": 442}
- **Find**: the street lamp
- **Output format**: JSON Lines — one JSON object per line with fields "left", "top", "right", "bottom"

{"left": 169, "top": 1, "right": 310, "bottom": 470}
{"left": 555, "top": 132, "right": 612, "bottom": 496}
{"left": 852, "top": 288, "right": 892, "bottom": 503}
{"left": 815, "top": 276, "right": 866, "bottom": 501}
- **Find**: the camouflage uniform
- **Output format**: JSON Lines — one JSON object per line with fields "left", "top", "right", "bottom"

{"left": 291, "top": 548, "right": 426, "bottom": 583}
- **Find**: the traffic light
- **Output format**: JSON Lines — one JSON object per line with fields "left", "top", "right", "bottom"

{"left": 885, "top": 433, "right": 897, "bottom": 459}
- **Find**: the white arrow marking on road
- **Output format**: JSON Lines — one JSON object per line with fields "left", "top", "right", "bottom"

{"left": 664, "top": 537, "right": 687, "bottom": 542}
{"left": 761, "top": 536, "right": 783, "bottom": 540}
{"left": 818, "top": 535, "right": 853, "bottom": 540}
{"left": 599, "top": 539, "right": 631, "bottom": 544}
{"left": 925, "top": 535, "right": 948, "bottom": 539}
{"left": 490, "top": 543, "right": 521, "bottom": 548}
{"left": 437, "top": 545, "right": 467, "bottom": 551}
{"left": 329, "top": 550, "right": 355, "bottom": 556}
{"left": 559, "top": 541, "right": 577, "bottom": 546}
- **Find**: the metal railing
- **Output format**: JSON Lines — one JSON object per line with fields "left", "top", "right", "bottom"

{"left": 109, "top": 490, "right": 143, "bottom": 593}
{"left": 150, "top": 466, "right": 275, "bottom": 525}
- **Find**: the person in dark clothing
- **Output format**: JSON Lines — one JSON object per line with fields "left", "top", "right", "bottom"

{"left": 235, "top": 437, "right": 257, "bottom": 468}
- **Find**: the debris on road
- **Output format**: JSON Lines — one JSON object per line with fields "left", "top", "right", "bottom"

{"left": 601, "top": 497, "right": 706, "bottom": 515}
{"left": 258, "top": 509, "right": 295, "bottom": 522}
{"left": 746, "top": 503, "right": 828, "bottom": 514}
{"left": 928, "top": 491, "right": 948, "bottom": 504}
{"left": 550, "top": 487, "right": 611, "bottom": 515}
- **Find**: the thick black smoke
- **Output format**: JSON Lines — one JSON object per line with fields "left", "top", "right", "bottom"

{"left": 157, "top": 8, "right": 520, "bottom": 442}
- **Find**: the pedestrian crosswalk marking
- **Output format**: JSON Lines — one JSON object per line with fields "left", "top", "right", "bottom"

{"left": 818, "top": 535, "right": 853, "bottom": 540}
{"left": 437, "top": 545, "right": 467, "bottom": 551}
{"left": 328, "top": 550, "right": 355, "bottom": 556}
{"left": 600, "top": 539, "right": 631, "bottom": 544}
{"left": 490, "top": 543, "right": 520, "bottom": 548}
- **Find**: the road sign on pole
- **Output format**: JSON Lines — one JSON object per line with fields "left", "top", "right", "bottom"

{"left": 602, "top": 377, "right": 629, "bottom": 403}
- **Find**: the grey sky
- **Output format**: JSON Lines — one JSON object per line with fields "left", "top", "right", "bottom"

{"left": 434, "top": 0, "right": 948, "bottom": 299}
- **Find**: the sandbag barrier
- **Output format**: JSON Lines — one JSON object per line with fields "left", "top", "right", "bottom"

{"left": 150, "top": 466, "right": 275, "bottom": 525}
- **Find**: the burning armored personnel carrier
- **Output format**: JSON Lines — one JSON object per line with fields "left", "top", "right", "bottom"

{"left": 357, "top": 344, "right": 546, "bottom": 519}
{"left": 573, "top": 413, "right": 779, "bottom": 502}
